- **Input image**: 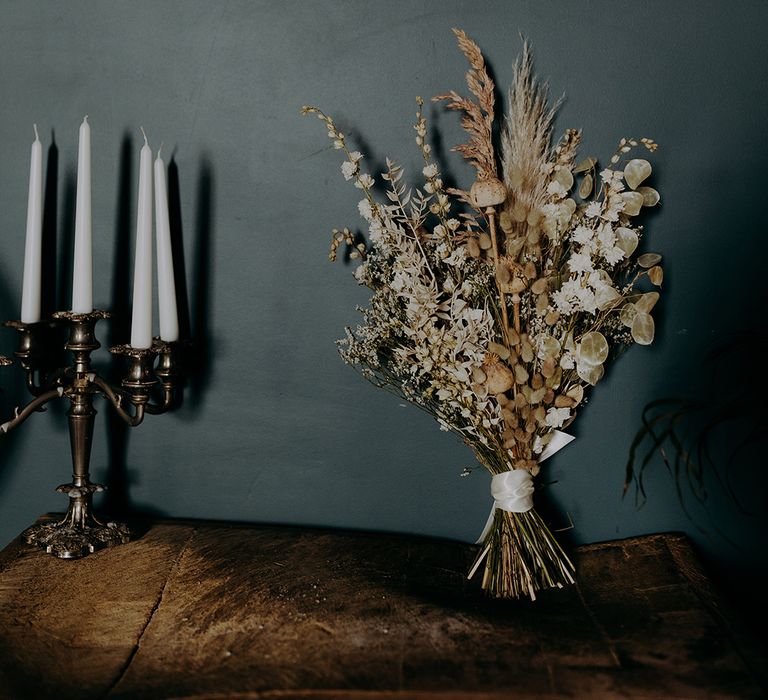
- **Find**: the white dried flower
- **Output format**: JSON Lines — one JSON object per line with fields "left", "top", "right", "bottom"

{"left": 545, "top": 407, "right": 571, "bottom": 429}
{"left": 358, "top": 199, "right": 373, "bottom": 221}
{"left": 355, "top": 173, "right": 375, "bottom": 189}
{"left": 572, "top": 225, "right": 593, "bottom": 245}
{"left": 585, "top": 201, "right": 602, "bottom": 218}
{"left": 546, "top": 181, "right": 568, "bottom": 199}
{"left": 568, "top": 252, "right": 594, "bottom": 274}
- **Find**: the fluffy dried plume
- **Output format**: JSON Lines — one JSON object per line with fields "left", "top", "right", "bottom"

{"left": 433, "top": 28, "right": 498, "bottom": 180}
{"left": 500, "top": 41, "right": 561, "bottom": 250}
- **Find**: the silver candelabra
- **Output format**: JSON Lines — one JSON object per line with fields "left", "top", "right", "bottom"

{"left": 1, "top": 310, "right": 183, "bottom": 558}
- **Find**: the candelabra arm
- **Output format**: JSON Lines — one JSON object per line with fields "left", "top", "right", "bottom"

{"left": 0, "top": 387, "right": 63, "bottom": 435}
{"left": 144, "top": 391, "right": 174, "bottom": 415}
{"left": 144, "top": 339, "right": 182, "bottom": 414}
{"left": 23, "top": 366, "right": 67, "bottom": 397}
{"left": 23, "top": 369, "right": 46, "bottom": 397}
{"left": 91, "top": 376, "right": 146, "bottom": 427}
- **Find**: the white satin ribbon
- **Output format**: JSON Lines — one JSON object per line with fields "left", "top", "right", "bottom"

{"left": 475, "top": 430, "right": 575, "bottom": 543}
{"left": 490, "top": 469, "right": 535, "bottom": 513}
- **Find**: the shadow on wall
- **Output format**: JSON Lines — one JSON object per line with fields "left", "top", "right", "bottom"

{"left": 103, "top": 147, "right": 216, "bottom": 519}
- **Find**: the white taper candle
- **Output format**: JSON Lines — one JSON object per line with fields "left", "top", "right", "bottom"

{"left": 154, "top": 148, "right": 179, "bottom": 342}
{"left": 130, "top": 129, "right": 153, "bottom": 349}
{"left": 72, "top": 116, "right": 92, "bottom": 314}
{"left": 21, "top": 125, "right": 43, "bottom": 323}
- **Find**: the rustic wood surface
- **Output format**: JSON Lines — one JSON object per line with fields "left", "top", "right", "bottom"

{"left": 0, "top": 518, "right": 763, "bottom": 699}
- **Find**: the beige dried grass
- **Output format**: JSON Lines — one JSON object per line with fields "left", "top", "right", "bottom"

{"left": 500, "top": 42, "right": 562, "bottom": 256}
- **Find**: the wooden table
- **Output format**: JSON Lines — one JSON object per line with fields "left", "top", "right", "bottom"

{"left": 0, "top": 518, "right": 763, "bottom": 699}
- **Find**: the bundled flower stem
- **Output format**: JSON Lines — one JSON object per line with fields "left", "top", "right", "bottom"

{"left": 303, "top": 29, "right": 663, "bottom": 599}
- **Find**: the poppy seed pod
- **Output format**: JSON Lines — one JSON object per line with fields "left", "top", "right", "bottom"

{"left": 470, "top": 177, "right": 506, "bottom": 208}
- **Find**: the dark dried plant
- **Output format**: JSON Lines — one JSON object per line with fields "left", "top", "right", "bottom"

{"left": 625, "top": 332, "right": 766, "bottom": 522}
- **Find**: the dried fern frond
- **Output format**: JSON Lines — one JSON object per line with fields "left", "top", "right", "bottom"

{"left": 500, "top": 41, "right": 558, "bottom": 246}
{"left": 434, "top": 28, "right": 498, "bottom": 180}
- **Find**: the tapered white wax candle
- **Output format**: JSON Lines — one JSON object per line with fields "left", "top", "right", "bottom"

{"left": 130, "top": 129, "right": 153, "bottom": 349}
{"left": 21, "top": 125, "right": 43, "bottom": 323}
{"left": 154, "top": 148, "right": 179, "bottom": 342}
{"left": 72, "top": 116, "right": 92, "bottom": 313}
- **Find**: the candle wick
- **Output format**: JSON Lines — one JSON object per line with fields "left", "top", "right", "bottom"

{"left": 33, "top": 124, "right": 39, "bottom": 141}
{"left": 158, "top": 142, "right": 164, "bottom": 159}
{"left": 83, "top": 115, "right": 89, "bottom": 125}
{"left": 140, "top": 127, "right": 149, "bottom": 147}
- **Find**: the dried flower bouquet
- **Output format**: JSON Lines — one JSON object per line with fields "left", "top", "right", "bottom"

{"left": 304, "top": 30, "right": 663, "bottom": 599}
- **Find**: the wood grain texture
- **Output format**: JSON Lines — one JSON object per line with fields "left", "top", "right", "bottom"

{"left": 0, "top": 520, "right": 762, "bottom": 699}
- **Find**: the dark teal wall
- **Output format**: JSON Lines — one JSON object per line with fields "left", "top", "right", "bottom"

{"left": 1, "top": 1, "right": 766, "bottom": 595}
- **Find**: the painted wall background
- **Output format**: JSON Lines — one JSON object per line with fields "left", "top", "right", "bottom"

{"left": 1, "top": 1, "right": 765, "bottom": 605}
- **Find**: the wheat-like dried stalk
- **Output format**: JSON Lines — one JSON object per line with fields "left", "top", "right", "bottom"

{"left": 433, "top": 28, "right": 497, "bottom": 180}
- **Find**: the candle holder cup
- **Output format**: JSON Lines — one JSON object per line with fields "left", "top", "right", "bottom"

{"left": 1, "top": 310, "right": 184, "bottom": 558}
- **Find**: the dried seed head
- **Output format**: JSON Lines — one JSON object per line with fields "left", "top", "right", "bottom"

{"left": 545, "top": 310, "right": 560, "bottom": 326}
{"left": 470, "top": 177, "right": 506, "bottom": 208}
{"left": 482, "top": 355, "right": 515, "bottom": 394}
{"left": 488, "top": 341, "right": 510, "bottom": 360}
{"left": 554, "top": 394, "right": 576, "bottom": 408}
{"left": 466, "top": 237, "right": 481, "bottom": 258}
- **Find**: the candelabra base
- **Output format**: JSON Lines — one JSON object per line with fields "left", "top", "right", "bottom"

{"left": 22, "top": 482, "right": 131, "bottom": 558}
{"left": 23, "top": 520, "right": 131, "bottom": 559}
